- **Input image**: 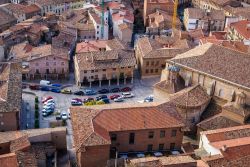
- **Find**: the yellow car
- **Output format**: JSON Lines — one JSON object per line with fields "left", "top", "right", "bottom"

{"left": 61, "top": 89, "right": 72, "bottom": 94}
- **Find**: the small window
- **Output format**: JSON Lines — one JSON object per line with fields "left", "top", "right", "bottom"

{"left": 159, "top": 144, "right": 164, "bottom": 150}
{"left": 61, "top": 62, "right": 65, "bottom": 66}
{"left": 155, "top": 69, "right": 159, "bottom": 73}
{"left": 151, "top": 61, "right": 154, "bottom": 66}
{"left": 150, "top": 69, "right": 154, "bottom": 73}
{"left": 97, "top": 31, "right": 99, "bottom": 34}
{"left": 171, "top": 130, "right": 177, "bottom": 137}
{"left": 103, "top": 69, "right": 106, "bottom": 71}
{"left": 147, "top": 144, "right": 153, "bottom": 151}
{"left": 156, "top": 61, "right": 159, "bottom": 65}
{"left": 91, "top": 70, "right": 94, "bottom": 73}
{"left": 111, "top": 134, "right": 117, "bottom": 141}
{"left": 146, "top": 61, "right": 149, "bottom": 66}
{"left": 148, "top": 131, "right": 154, "bottom": 139}
{"left": 129, "top": 133, "right": 135, "bottom": 144}
{"left": 160, "top": 130, "right": 165, "bottom": 138}
{"left": 95, "top": 70, "right": 98, "bottom": 72}
{"left": 113, "top": 68, "right": 116, "bottom": 71}
{"left": 170, "top": 143, "right": 175, "bottom": 150}
{"left": 46, "top": 62, "right": 49, "bottom": 66}
{"left": 84, "top": 70, "right": 87, "bottom": 73}
{"left": 54, "top": 57, "right": 56, "bottom": 60}
{"left": 145, "top": 69, "right": 149, "bottom": 73}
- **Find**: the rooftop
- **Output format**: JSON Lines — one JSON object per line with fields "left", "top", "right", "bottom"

{"left": 0, "top": 8, "right": 16, "bottom": 26}
{"left": 185, "top": 8, "right": 225, "bottom": 20}
{"left": 171, "top": 43, "right": 250, "bottom": 90}
{"left": 71, "top": 102, "right": 184, "bottom": 151}
{"left": 230, "top": 20, "right": 250, "bottom": 39}
{"left": 76, "top": 40, "right": 107, "bottom": 53}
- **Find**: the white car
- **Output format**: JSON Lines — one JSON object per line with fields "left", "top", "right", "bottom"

{"left": 114, "top": 97, "right": 124, "bottom": 102}
{"left": 61, "top": 112, "right": 68, "bottom": 120}
{"left": 44, "top": 99, "right": 55, "bottom": 105}
{"left": 121, "top": 92, "right": 134, "bottom": 98}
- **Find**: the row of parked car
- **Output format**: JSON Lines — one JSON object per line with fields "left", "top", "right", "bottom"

{"left": 71, "top": 92, "right": 135, "bottom": 106}
{"left": 42, "top": 96, "right": 55, "bottom": 117}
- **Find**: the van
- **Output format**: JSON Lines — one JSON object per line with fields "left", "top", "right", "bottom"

{"left": 40, "top": 80, "right": 51, "bottom": 86}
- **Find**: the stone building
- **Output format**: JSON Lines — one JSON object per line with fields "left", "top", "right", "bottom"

{"left": 0, "top": 62, "right": 22, "bottom": 132}
{"left": 135, "top": 35, "right": 190, "bottom": 78}
{"left": 183, "top": 8, "right": 225, "bottom": 32}
{"left": 10, "top": 42, "right": 69, "bottom": 80}
{"left": 74, "top": 39, "right": 136, "bottom": 87}
{"left": 143, "top": 0, "right": 174, "bottom": 26}
{"left": 71, "top": 102, "right": 185, "bottom": 167}
{"left": 0, "top": 8, "right": 17, "bottom": 33}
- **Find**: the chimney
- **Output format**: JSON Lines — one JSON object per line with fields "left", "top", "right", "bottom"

{"left": 221, "top": 145, "right": 227, "bottom": 152}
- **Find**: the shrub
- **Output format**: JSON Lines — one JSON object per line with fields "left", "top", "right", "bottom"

{"left": 34, "top": 119, "right": 39, "bottom": 129}
{"left": 62, "top": 120, "right": 67, "bottom": 126}
{"left": 96, "top": 101, "right": 105, "bottom": 105}
{"left": 35, "top": 103, "right": 39, "bottom": 110}
{"left": 35, "top": 96, "right": 39, "bottom": 103}
{"left": 35, "top": 110, "right": 39, "bottom": 119}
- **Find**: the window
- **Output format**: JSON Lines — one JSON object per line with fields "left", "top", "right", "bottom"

{"left": 97, "top": 25, "right": 99, "bottom": 28}
{"left": 54, "top": 57, "right": 56, "bottom": 60}
{"left": 160, "top": 130, "right": 165, "bottom": 138}
{"left": 62, "top": 68, "right": 64, "bottom": 73}
{"left": 97, "top": 31, "right": 99, "bottom": 34}
{"left": 151, "top": 61, "right": 154, "bottom": 66}
{"left": 146, "top": 61, "right": 149, "bottom": 66}
{"left": 156, "top": 61, "right": 159, "bottom": 66}
{"left": 129, "top": 133, "right": 135, "bottom": 144}
{"left": 35, "top": 69, "right": 39, "bottom": 74}
{"left": 103, "top": 69, "right": 106, "bottom": 71}
{"left": 148, "top": 131, "right": 154, "bottom": 139}
{"left": 147, "top": 144, "right": 153, "bottom": 151}
{"left": 91, "top": 70, "right": 94, "bottom": 73}
{"left": 170, "top": 143, "right": 175, "bottom": 150}
{"left": 95, "top": 70, "right": 98, "bottom": 72}
{"left": 155, "top": 69, "right": 159, "bottom": 73}
{"left": 46, "top": 62, "right": 49, "bottom": 66}
{"left": 159, "top": 144, "right": 164, "bottom": 150}
{"left": 46, "top": 69, "right": 49, "bottom": 74}
{"left": 54, "top": 69, "right": 56, "bottom": 73}
{"left": 145, "top": 69, "right": 149, "bottom": 73}
{"left": 171, "top": 130, "right": 177, "bottom": 137}
{"left": 61, "top": 62, "right": 64, "bottom": 66}
{"left": 111, "top": 134, "right": 117, "bottom": 141}
{"left": 113, "top": 68, "right": 116, "bottom": 71}
{"left": 150, "top": 69, "right": 154, "bottom": 73}
{"left": 54, "top": 62, "right": 56, "bottom": 66}
{"left": 84, "top": 70, "right": 87, "bottom": 73}
{"left": 161, "top": 64, "right": 166, "bottom": 69}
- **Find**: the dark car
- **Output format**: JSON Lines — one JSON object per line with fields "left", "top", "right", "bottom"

{"left": 101, "top": 98, "right": 110, "bottom": 104}
{"left": 110, "top": 87, "right": 120, "bottom": 93}
{"left": 41, "top": 86, "right": 50, "bottom": 91}
{"left": 121, "top": 87, "right": 132, "bottom": 92}
{"left": 74, "top": 91, "right": 85, "bottom": 96}
{"left": 29, "top": 84, "right": 40, "bottom": 90}
{"left": 51, "top": 88, "right": 61, "bottom": 93}
{"left": 83, "top": 97, "right": 94, "bottom": 103}
{"left": 96, "top": 95, "right": 108, "bottom": 101}
{"left": 98, "top": 88, "right": 109, "bottom": 94}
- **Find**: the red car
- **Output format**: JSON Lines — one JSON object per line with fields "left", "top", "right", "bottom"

{"left": 121, "top": 87, "right": 132, "bottom": 92}
{"left": 29, "top": 84, "right": 40, "bottom": 90}
{"left": 110, "top": 94, "right": 120, "bottom": 100}
{"left": 72, "top": 98, "right": 82, "bottom": 102}
{"left": 42, "top": 96, "right": 53, "bottom": 103}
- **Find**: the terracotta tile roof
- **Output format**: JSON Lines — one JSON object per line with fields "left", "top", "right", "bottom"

{"left": 3, "top": 3, "right": 40, "bottom": 15}
{"left": 106, "top": 38, "right": 125, "bottom": 50}
{"left": 136, "top": 36, "right": 190, "bottom": 59}
{"left": 224, "top": 6, "right": 250, "bottom": 20}
{"left": 223, "top": 103, "right": 250, "bottom": 117}
{"left": 76, "top": 40, "right": 107, "bottom": 53}
{"left": 197, "top": 114, "right": 241, "bottom": 131}
{"left": 34, "top": 0, "right": 80, "bottom": 6}
{"left": 130, "top": 156, "right": 196, "bottom": 166}
{"left": 185, "top": 8, "right": 225, "bottom": 20}
{"left": 171, "top": 43, "right": 250, "bottom": 89}
{"left": 170, "top": 85, "right": 211, "bottom": 108}
{"left": 230, "top": 20, "right": 250, "bottom": 39}
{"left": 112, "top": 10, "right": 134, "bottom": 23}
{"left": 0, "top": 8, "right": 16, "bottom": 26}
{"left": 0, "top": 62, "right": 22, "bottom": 113}
{"left": 71, "top": 102, "right": 184, "bottom": 151}
{"left": 0, "top": 153, "right": 18, "bottom": 167}
{"left": 75, "top": 49, "right": 136, "bottom": 70}
{"left": 201, "top": 125, "right": 250, "bottom": 142}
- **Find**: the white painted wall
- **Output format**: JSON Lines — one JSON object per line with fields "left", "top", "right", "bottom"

{"left": 199, "top": 133, "right": 222, "bottom": 156}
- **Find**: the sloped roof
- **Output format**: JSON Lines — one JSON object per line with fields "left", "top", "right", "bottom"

{"left": 171, "top": 43, "right": 250, "bottom": 89}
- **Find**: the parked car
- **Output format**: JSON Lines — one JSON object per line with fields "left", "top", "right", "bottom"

{"left": 114, "top": 97, "right": 124, "bottom": 102}
{"left": 42, "top": 96, "right": 53, "bottom": 103}
{"left": 122, "top": 92, "right": 134, "bottom": 98}
{"left": 72, "top": 98, "right": 82, "bottom": 102}
{"left": 83, "top": 97, "right": 94, "bottom": 103}
{"left": 51, "top": 84, "right": 62, "bottom": 87}
{"left": 44, "top": 99, "right": 54, "bottom": 105}
{"left": 51, "top": 88, "right": 61, "bottom": 93}
{"left": 40, "top": 80, "right": 51, "bottom": 86}
{"left": 98, "top": 88, "right": 109, "bottom": 94}
{"left": 56, "top": 115, "right": 61, "bottom": 120}
{"left": 29, "top": 84, "right": 40, "bottom": 90}
{"left": 61, "top": 89, "right": 72, "bottom": 94}
{"left": 43, "top": 105, "right": 55, "bottom": 110}
{"left": 61, "top": 112, "right": 68, "bottom": 120}
{"left": 96, "top": 95, "right": 108, "bottom": 101}
{"left": 71, "top": 100, "right": 82, "bottom": 106}
{"left": 74, "top": 90, "right": 85, "bottom": 96}
{"left": 42, "top": 108, "right": 54, "bottom": 117}
{"left": 41, "top": 86, "right": 50, "bottom": 91}
{"left": 110, "top": 87, "right": 120, "bottom": 93}
{"left": 100, "top": 98, "right": 110, "bottom": 104}
{"left": 144, "top": 95, "right": 154, "bottom": 102}
{"left": 121, "top": 87, "right": 132, "bottom": 92}
{"left": 84, "top": 89, "right": 97, "bottom": 95}
{"left": 110, "top": 94, "right": 120, "bottom": 100}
